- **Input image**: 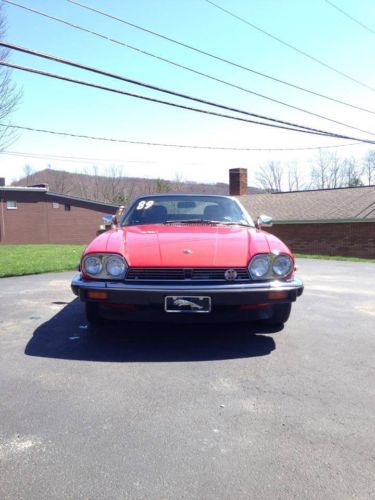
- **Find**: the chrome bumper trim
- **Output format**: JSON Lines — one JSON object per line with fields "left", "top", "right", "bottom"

{"left": 71, "top": 274, "right": 304, "bottom": 295}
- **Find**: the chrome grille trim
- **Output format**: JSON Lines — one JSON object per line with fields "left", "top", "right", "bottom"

{"left": 126, "top": 268, "right": 250, "bottom": 281}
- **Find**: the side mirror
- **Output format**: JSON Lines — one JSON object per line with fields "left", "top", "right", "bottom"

{"left": 256, "top": 214, "right": 273, "bottom": 229}
{"left": 102, "top": 214, "right": 117, "bottom": 227}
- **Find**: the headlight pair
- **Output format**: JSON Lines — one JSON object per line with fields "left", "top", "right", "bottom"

{"left": 82, "top": 254, "right": 127, "bottom": 279}
{"left": 248, "top": 253, "right": 293, "bottom": 280}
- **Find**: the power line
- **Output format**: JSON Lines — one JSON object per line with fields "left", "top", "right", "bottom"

{"left": 324, "top": 0, "right": 375, "bottom": 35}
{"left": 1, "top": 13, "right": 373, "bottom": 137}
{"left": 2, "top": 150, "right": 157, "bottom": 164}
{"left": 205, "top": 0, "right": 375, "bottom": 92}
{"left": 4, "top": 41, "right": 375, "bottom": 141}
{"left": 2, "top": 62, "right": 375, "bottom": 146}
{"left": 0, "top": 123, "right": 363, "bottom": 151}
{"left": 7, "top": 0, "right": 370, "bottom": 116}
{"left": 4, "top": 60, "right": 340, "bottom": 140}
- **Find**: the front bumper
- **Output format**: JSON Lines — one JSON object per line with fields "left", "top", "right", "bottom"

{"left": 71, "top": 274, "right": 304, "bottom": 306}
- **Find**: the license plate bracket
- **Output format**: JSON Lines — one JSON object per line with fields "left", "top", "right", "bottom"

{"left": 164, "top": 296, "right": 211, "bottom": 313}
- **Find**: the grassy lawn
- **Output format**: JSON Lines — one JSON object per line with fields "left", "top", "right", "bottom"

{"left": 295, "top": 253, "right": 374, "bottom": 263}
{"left": 0, "top": 244, "right": 85, "bottom": 278}
{"left": 0, "top": 245, "right": 373, "bottom": 278}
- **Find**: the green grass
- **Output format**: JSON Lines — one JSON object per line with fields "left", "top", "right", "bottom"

{"left": 0, "top": 245, "right": 373, "bottom": 278}
{"left": 295, "top": 253, "right": 374, "bottom": 263}
{"left": 0, "top": 244, "right": 85, "bottom": 277}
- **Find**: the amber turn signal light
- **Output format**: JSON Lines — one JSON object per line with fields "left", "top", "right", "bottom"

{"left": 268, "top": 291, "right": 289, "bottom": 300}
{"left": 87, "top": 291, "right": 108, "bottom": 300}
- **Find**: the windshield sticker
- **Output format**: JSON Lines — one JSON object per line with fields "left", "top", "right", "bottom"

{"left": 136, "top": 200, "right": 154, "bottom": 210}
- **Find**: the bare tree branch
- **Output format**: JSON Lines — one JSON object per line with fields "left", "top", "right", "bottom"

{"left": 287, "top": 161, "right": 305, "bottom": 191}
{"left": 256, "top": 161, "right": 283, "bottom": 192}
{"left": 342, "top": 157, "right": 363, "bottom": 187}
{"left": 362, "top": 150, "right": 375, "bottom": 186}
{"left": 0, "top": 6, "right": 22, "bottom": 151}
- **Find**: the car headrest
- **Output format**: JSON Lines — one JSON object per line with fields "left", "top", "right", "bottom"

{"left": 203, "top": 204, "right": 225, "bottom": 221}
{"left": 142, "top": 205, "right": 168, "bottom": 223}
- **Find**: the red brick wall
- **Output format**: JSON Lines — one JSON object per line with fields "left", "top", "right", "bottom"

{"left": 46, "top": 195, "right": 116, "bottom": 244}
{"left": 0, "top": 192, "right": 49, "bottom": 244}
{"left": 0, "top": 192, "right": 117, "bottom": 245}
{"left": 267, "top": 222, "right": 375, "bottom": 259}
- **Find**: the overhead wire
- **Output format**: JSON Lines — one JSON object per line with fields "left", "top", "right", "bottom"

{"left": 0, "top": 22, "right": 372, "bottom": 136}
{"left": 66, "top": 0, "right": 375, "bottom": 113}
{"left": 2, "top": 60, "right": 342, "bottom": 140}
{"left": 0, "top": 123, "right": 363, "bottom": 151}
{"left": 3, "top": 41, "right": 375, "bottom": 141}
{"left": 205, "top": 0, "right": 375, "bottom": 92}
{"left": 324, "top": 0, "right": 375, "bottom": 35}
{"left": 1, "top": 150, "right": 158, "bottom": 164}
{"left": 2, "top": 61, "right": 375, "bottom": 145}
{"left": 5, "top": 0, "right": 374, "bottom": 117}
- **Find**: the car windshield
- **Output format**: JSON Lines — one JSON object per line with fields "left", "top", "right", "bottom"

{"left": 121, "top": 195, "right": 253, "bottom": 227}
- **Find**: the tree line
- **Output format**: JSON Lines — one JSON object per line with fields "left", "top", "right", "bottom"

{"left": 255, "top": 150, "right": 375, "bottom": 192}
{"left": 17, "top": 166, "right": 240, "bottom": 205}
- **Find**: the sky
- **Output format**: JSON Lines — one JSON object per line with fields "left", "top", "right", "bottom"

{"left": 0, "top": 0, "right": 374, "bottom": 187}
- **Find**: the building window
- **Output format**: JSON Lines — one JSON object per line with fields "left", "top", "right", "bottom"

{"left": 52, "top": 202, "right": 59, "bottom": 209}
{"left": 6, "top": 200, "right": 17, "bottom": 209}
{"left": 64, "top": 204, "right": 71, "bottom": 211}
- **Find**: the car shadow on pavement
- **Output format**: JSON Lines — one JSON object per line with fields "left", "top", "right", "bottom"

{"left": 25, "top": 299, "right": 280, "bottom": 362}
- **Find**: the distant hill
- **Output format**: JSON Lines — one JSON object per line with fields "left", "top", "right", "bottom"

{"left": 12, "top": 168, "right": 263, "bottom": 204}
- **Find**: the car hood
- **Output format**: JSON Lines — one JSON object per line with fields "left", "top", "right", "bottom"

{"left": 84, "top": 225, "right": 291, "bottom": 267}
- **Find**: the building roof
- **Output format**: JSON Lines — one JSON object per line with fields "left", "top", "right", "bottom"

{"left": 46, "top": 191, "right": 118, "bottom": 209}
{"left": 239, "top": 185, "right": 375, "bottom": 223}
{"left": 0, "top": 186, "right": 48, "bottom": 192}
{"left": 0, "top": 185, "right": 118, "bottom": 209}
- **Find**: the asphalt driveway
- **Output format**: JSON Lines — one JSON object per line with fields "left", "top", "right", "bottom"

{"left": 0, "top": 259, "right": 374, "bottom": 499}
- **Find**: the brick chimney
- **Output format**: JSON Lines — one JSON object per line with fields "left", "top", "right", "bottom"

{"left": 229, "top": 168, "right": 248, "bottom": 196}
{"left": 0, "top": 177, "right": 5, "bottom": 187}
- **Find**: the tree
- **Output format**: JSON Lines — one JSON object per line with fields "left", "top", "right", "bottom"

{"left": 310, "top": 150, "right": 349, "bottom": 189}
{"left": 310, "top": 150, "right": 332, "bottom": 189}
{"left": 101, "top": 166, "right": 126, "bottom": 202}
{"left": 363, "top": 150, "right": 375, "bottom": 186}
{"left": 156, "top": 178, "right": 171, "bottom": 193}
{"left": 23, "top": 164, "right": 34, "bottom": 185}
{"left": 172, "top": 171, "right": 185, "bottom": 192}
{"left": 342, "top": 157, "right": 363, "bottom": 187}
{"left": 49, "top": 169, "right": 73, "bottom": 194}
{"left": 256, "top": 161, "right": 283, "bottom": 192}
{"left": 0, "top": 6, "right": 21, "bottom": 151}
{"left": 287, "top": 161, "right": 304, "bottom": 191}
{"left": 327, "top": 154, "right": 344, "bottom": 188}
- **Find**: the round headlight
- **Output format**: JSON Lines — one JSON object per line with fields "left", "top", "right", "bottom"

{"left": 84, "top": 256, "right": 102, "bottom": 275}
{"left": 272, "top": 254, "right": 293, "bottom": 277}
{"left": 249, "top": 254, "right": 270, "bottom": 279}
{"left": 106, "top": 256, "right": 126, "bottom": 277}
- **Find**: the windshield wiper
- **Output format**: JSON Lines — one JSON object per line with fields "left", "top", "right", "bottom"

{"left": 219, "top": 221, "right": 251, "bottom": 227}
{"left": 164, "top": 219, "right": 250, "bottom": 227}
{"left": 164, "top": 219, "right": 214, "bottom": 224}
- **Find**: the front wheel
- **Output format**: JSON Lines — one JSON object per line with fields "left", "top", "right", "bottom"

{"left": 85, "top": 301, "right": 103, "bottom": 325}
{"left": 263, "top": 303, "right": 292, "bottom": 326}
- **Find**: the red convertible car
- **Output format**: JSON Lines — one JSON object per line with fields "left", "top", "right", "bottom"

{"left": 71, "top": 194, "right": 303, "bottom": 326}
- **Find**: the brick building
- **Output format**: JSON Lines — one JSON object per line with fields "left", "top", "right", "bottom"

{"left": 229, "top": 168, "right": 375, "bottom": 259}
{"left": 1, "top": 170, "right": 374, "bottom": 258}
{"left": 0, "top": 179, "right": 118, "bottom": 245}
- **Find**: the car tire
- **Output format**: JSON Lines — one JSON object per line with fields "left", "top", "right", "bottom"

{"left": 263, "top": 303, "right": 292, "bottom": 326}
{"left": 85, "top": 301, "right": 103, "bottom": 325}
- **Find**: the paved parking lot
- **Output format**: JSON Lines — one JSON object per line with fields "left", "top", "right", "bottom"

{"left": 0, "top": 259, "right": 374, "bottom": 499}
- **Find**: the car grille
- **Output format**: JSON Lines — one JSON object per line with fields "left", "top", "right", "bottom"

{"left": 126, "top": 267, "right": 250, "bottom": 281}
